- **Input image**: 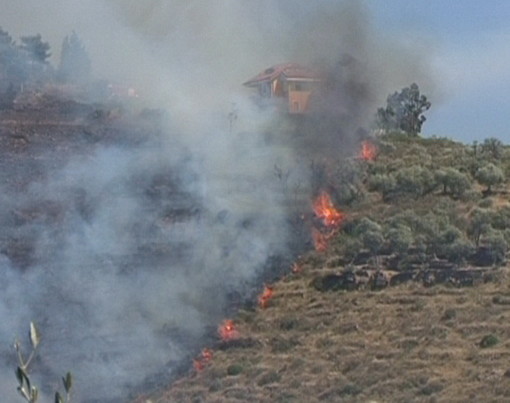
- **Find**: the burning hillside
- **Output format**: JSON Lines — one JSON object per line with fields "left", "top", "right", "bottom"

{"left": 145, "top": 128, "right": 510, "bottom": 402}
{"left": 0, "top": 1, "right": 441, "bottom": 402}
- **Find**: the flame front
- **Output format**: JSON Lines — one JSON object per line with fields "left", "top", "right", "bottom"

{"left": 313, "top": 191, "right": 343, "bottom": 228}
{"left": 193, "top": 348, "right": 214, "bottom": 372}
{"left": 311, "top": 191, "right": 344, "bottom": 252}
{"left": 218, "top": 319, "right": 239, "bottom": 341}
{"left": 359, "top": 140, "right": 377, "bottom": 161}
{"left": 258, "top": 285, "right": 274, "bottom": 308}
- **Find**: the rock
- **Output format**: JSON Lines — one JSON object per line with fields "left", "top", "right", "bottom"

{"left": 369, "top": 270, "right": 388, "bottom": 290}
{"left": 389, "top": 271, "right": 416, "bottom": 286}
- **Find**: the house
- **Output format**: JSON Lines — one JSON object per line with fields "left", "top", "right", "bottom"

{"left": 243, "top": 63, "right": 322, "bottom": 114}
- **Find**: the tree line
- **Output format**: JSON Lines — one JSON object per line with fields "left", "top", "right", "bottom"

{"left": 0, "top": 28, "right": 91, "bottom": 108}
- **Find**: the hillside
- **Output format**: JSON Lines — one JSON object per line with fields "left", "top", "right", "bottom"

{"left": 142, "top": 133, "right": 510, "bottom": 403}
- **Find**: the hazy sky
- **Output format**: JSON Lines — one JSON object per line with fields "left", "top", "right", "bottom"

{"left": 1, "top": 1, "right": 509, "bottom": 143}
{"left": 369, "top": 0, "right": 510, "bottom": 143}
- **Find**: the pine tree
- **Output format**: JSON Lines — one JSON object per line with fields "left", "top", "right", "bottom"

{"left": 58, "top": 31, "right": 91, "bottom": 83}
{"left": 19, "top": 34, "right": 51, "bottom": 63}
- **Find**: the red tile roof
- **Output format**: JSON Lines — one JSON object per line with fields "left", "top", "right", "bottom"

{"left": 243, "top": 63, "right": 321, "bottom": 87}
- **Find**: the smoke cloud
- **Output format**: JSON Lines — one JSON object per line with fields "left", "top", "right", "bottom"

{"left": 0, "top": 1, "right": 434, "bottom": 401}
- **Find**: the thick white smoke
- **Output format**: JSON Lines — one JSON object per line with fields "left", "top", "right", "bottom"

{"left": 0, "top": 1, "right": 434, "bottom": 401}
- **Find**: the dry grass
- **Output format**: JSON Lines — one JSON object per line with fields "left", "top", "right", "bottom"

{"left": 142, "top": 265, "right": 510, "bottom": 403}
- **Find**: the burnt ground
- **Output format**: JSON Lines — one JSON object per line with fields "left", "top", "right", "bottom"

{"left": 0, "top": 103, "right": 209, "bottom": 401}
{"left": 0, "top": 105, "right": 161, "bottom": 269}
{"left": 0, "top": 100, "right": 306, "bottom": 402}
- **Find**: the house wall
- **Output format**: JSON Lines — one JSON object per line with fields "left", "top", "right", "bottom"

{"left": 272, "top": 78, "right": 283, "bottom": 97}
{"left": 288, "top": 90, "right": 312, "bottom": 114}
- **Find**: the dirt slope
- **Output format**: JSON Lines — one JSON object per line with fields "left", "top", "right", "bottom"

{"left": 145, "top": 261, "right": 510, "bottom": 403}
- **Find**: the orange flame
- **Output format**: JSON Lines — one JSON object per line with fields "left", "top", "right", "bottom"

{"left": 313, "top": 191, "right": 343, "bottom": 228}
{"left": 359, "top": 140, "right": 377, "bottom": 161}
{"left": 193, "top": 348, "right": 214, "bottom": 372}
{"left": 218, "top": 319, "right": 239, "bottom": 341}
{"left": 201, "top": 347, "right": 213, "bottom": 361}
{"left": 258, "top": 285, "right": 274, "bottom": 309}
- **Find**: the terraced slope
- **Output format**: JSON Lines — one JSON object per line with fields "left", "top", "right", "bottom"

{"left": 145, "top": 133, "right": 510, "bottom": 403}
{"left": 147, "top": 263, "right": 510, "bottom": 402}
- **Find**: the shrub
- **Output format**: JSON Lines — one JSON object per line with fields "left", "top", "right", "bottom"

{"left": 483, "top": 230, "right": 508, "bottom": 265}
{"left": 385, "top": 224, "right": 413, "bottom": 254}
{"left": 441, "top": 308, "right": 457, "bottom": 321}
{"left": 444, "top": 238, "right": 476, "bottom": 263}
{"left": 363, "top": 230, "right": 385, "bottom": 256}
{"left": 257, "top": 370, "right": 281, "bottom": 386}
{"left": 339, "top": 383, "right": 363, "bottom": 397}
{"left": 480, "top": 334, "right": 499, "bottom": 348}
{"left": 329, "top": 160, "right": 366, "bottom": 206}
{"left": 271, "top": 337, "right": 299, "bottom": 353}
{"left": 420, "top": 380, "right": 444, "bottom": 396}
{"left": 492, "top": 206, "right": 510, "bottom": 230}
{"left": 279, "top": 317, "right": 299, "bottom": 331}
{"left": 227, "top": 364, "right": 244, "bottom": 376}
{"left": 354, "top": 217, "right": 382, "bottom": 235}
{"left": 478, "top": 198, "right": 493, "bottom": 208}
{"left": 368, "top": 173, "right": 396, "bottom": 201}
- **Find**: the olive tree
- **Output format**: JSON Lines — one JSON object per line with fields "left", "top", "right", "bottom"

{"left": 480, "top": 137, "right": 504, "bottom": 160}
{"left": 475, "top": 163, "right": 504, "bottom": 193}
{"left": 468, "top": 208, "right": 493, "bottom": 247}
{"left": 385, "top": 224, "right": 413, "bottom": 254}
{"left": 435, "top": 167, "right": 471, "bottom": 198}
{"left": 394, "top": 165, "right": 436, "bottom": 198}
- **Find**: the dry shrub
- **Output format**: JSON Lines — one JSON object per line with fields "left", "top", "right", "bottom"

{"left": 257, "top": 370, "right": 281, "bottom": 386}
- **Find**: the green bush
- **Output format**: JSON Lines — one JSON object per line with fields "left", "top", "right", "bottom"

{"left": 385, "top": 224, "right": 413, "bottom": 254}
{"left": 441, "top": 308, "right": 457, "bottom": 321}
{"left": 480, "top": 334, "right": 499, "bottom": 348}
{"left": 362, "top": 230, "right": 385, "bottom": 256}
{"left": 339, "top": 383, "right": 363, "bottom": 397}
{"left": 478, "top": 198, "right": 493, "bottom": 208}
{"left": 483, "top": 230, "right": 508, "bottom": 265}
{"left": 354, "top": 217, "right": 382, "bottom": 235}
{"left": 443, "top": 238, "right": 475, "bottom": 263}
{"left": 227, "top": 364, "right": 244, "bottom": 376}
{"left": 368, "top": 173, "right": 396, "bottom": 201}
